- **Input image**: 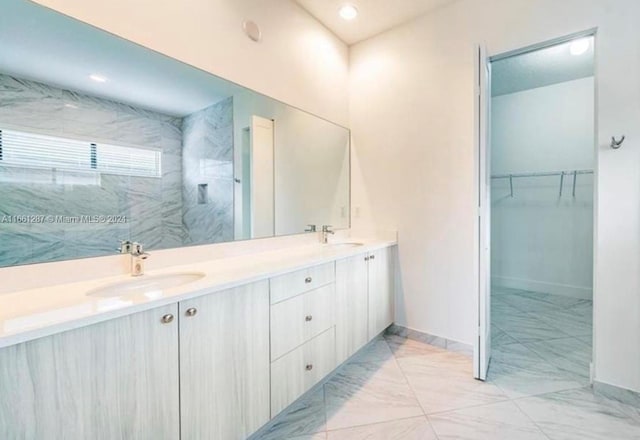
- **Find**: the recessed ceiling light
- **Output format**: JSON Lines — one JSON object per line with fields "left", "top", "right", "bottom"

{"left": 570, "top": 38, "right": 590, "bottom": 56}
{"left": 339, "top": 4, "right": 358, "bottom": 21}
{"left": 89, "top": 74, "right": 108, "bottom": 83}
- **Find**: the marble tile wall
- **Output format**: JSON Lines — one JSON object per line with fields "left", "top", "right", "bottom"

{"left": 0, "top": 74, "right": 185, "bottom": 267}
{"left": 181, "top": 97, "right": 234, "bottom": 245}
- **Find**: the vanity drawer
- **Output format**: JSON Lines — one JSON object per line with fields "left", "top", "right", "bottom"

{"left": 270, "top": 262, "right": 335, "bottom": 304}
{"left": 270, "top": 284, "right": 335, "bottom": 360}
{"left": 270, "top": 327, "right": 336, "bottom": 417}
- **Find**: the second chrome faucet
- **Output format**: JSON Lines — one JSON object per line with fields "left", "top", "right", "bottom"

{"left": 119, "top": 240, "right": 150, "bottom": 276}
{"left": 321, "top": 225, "right": 334, "bottom": 244}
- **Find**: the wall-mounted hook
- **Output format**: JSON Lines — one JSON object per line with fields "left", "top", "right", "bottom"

{"left": 611, "top": 135, "right": 626, "bottom": 149}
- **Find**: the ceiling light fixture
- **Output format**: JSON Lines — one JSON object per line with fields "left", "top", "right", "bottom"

{"left": 89, "top": 74, "right": 108, "bottom": 83}
{"left": 570, "top": 38, "right": 590, "bottom": 56}
{"left": 339, "top": 4, "right": 358, "bottom": 21}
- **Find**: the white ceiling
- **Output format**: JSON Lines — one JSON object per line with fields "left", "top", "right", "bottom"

{"left": 295, "top": 0, "right": 458, "bottom": 45}
{"left": 0, "top": 0, "right": 242, "bottom": 117}
{"left": 492, "top": 37, "right": 595, "bottom": 97}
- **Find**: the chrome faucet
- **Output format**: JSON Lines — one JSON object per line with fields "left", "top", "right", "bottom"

{"left": 305, "top": 224, "right": 317, "bottom": 233}
{"left": 321, "top": 225, "right": 334, "bottom": 244}
{"left": 130, "top": 242, "right": 150, "bottom": 276}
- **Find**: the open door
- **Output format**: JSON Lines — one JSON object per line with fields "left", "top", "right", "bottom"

{"left": 474, "top": 46, "right": 492, "bottom": 380}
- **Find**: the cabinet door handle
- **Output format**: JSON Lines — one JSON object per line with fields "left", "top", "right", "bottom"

{"left": 305, "top": 315, "right": 313, "bottom": 322}
{"left": 185, "top": 308, "right": 198, "bottom": 317}
{"left": 305, "top": 277, "right": 312, "bottom": 284}
{"left": 305, "top": 364, "right": 314, "bottom": 371}
{"left": 370, "top": 254, "right": 376, "bottom": 260}
{"left": 161, "top": 314, "right": 174, "bottom": 324}
{"left": 364, "top": 256, "right": 369, "bottom": 261}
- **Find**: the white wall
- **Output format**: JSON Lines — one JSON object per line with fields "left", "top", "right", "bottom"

{"left": 491, "top": 78, "right": 594, "bottom": 299}
{"left": 492, "top": 79, "right": 595, "bottom": 174}
{"left": 350, "top": 0, "right": 640, "bottom": 393}
{"left": 32, "top": 0, "right": 349, "bottom": 127}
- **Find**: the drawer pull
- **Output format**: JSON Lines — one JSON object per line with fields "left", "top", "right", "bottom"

{"left": 305, "top": 315, "right": 313, "bottom": 322}
{"left": 160, "top": 314, "right": 174, "bottom": 324}
{"left": 185, "top": 308, "right": 198, "bottom": 317}
{"left": 305, "top": 276, "right": 313, "bottom": 284}
{"left": 305, "top": 364, "right": 314, "bottom": 371}
{"left": 370, "top": 255, "right": 376, "bottom": 260}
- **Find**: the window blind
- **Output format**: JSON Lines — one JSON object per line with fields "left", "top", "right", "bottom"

{"left": 0, "top": 128, "right": 161, "bottom": 178}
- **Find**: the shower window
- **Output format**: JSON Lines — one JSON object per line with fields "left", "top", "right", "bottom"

{"left": 0, "top": 127, "right": 161, "bottom": 178}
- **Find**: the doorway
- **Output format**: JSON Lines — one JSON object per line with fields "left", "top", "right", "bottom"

{"left": 476, "top": 33, "right": 596, "bottom": 389}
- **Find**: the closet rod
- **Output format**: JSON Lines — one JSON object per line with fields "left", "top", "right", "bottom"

{"left": 491, "top": 169, "right": 593, "bottom": 179}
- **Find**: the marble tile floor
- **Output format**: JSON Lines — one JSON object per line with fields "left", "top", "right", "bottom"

{"left": 491, "top": 287, "right": 593, "bottom": 389}
{"left": 252, "top": 323, "right": 640, "bottom": 439}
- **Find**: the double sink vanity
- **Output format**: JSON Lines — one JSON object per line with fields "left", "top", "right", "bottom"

{"left": 0, "top": 236, "right": 396, "bottom": 439}
{"left": 0, "top": 4, "right": 392, "bottom": 439}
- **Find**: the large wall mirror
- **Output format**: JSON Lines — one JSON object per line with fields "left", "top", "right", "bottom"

{"left": 0, "top": 0, "right": 350, "bottom": 267}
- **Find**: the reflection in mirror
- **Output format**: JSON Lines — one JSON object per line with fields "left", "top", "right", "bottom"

{"left": 0, "top": 0, "right": 350, "bottom": 267}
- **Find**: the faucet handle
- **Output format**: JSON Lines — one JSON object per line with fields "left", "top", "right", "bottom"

{"left": 321, "top": 225, "right": 334, "bottom": 233}
{"left": 118, "top": 240, "right": 133, "bottom": 253}
{"left": 305, "top": 224, "right": 317, "bottom": 233}
{"left": 131, "top": 242, "right": 149, "bottom": 257}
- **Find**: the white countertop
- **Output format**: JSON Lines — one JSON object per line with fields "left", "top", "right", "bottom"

{"left": 0, "top": 237, "right": 396, "bottom": 348}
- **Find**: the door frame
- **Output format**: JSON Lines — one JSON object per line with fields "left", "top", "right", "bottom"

{"left": 474, "top": 44, "right": 491, "bottom": 380}
{"left": 474, "top": 28, "right": 599, "bottom": 381}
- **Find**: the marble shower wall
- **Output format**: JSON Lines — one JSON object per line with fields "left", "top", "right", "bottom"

{"left": 0, "top": 74, "right": 185, "bottom": 267}
{"left": 182, "top": 98, "right": 234, "bottom": 245}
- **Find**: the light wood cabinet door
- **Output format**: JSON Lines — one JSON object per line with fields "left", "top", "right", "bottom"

{"left": 179, "top": 280, "right": 270, "bottom": 440}
{"left": 368, "top": 247, "right": 395, "bottom": 338}
{"left": 0, "top": 304, "right": 180, "bottom": 440}
{"left": 335, "top": 253, "right": 369, "bottom": 364}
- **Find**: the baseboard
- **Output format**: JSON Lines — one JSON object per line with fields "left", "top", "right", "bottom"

{"left": 386, "top": 324, "right": 473, "bottom": 357}
{"left": 492, "top": 275, "right": 592, "bottom": 300}
{"left": 593, "top": 381, "right": 640, "bottom": 408}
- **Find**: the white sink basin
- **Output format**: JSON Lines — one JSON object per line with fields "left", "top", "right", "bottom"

{"left": 326, "top": 242, "right": 365, "bottom": 248}
{"left": 87, "top": 272, "right": 206, "bottom": 298}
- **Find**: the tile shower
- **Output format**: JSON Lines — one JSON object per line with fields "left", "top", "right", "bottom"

{"left": 0, "top": 74, "right": 234, "bottom": 266}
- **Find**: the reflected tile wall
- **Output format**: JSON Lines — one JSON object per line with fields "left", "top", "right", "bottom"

{"left": 0, "top": 74, "right": 185, "bottom": 267}
{"left": 182, "top": 97, "right": 234, "bottom": 245}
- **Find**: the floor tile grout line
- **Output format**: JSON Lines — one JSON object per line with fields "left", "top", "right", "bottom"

{"left": 323, "top": 414, "right": 432, "bottom": 434}
{"left": 509, "top": 384, "right": 593, "bottom": 404}
{"left": 492, "top": 311, "right": 577, "bottom": 341}
{"left": 385, "top": 337, "right": 429, "bottom": 419}
{"left": 424, "top": 414, "right": 443, "bottom": 440}
{"left": 383, "top": 334, "right": 454, "bottom": 439}
{"left": 492, "top": 296, "right": 594, "bottom": 386}
{"left": 322, "top": 343, "right": 428, "bottom": 434}
{"left": 387, "top": 337, "right": 541, "bottom": 422}
{"left": 508, "top": 384, "right": 592, "bottom": 406}
{"left": 418, "top": 396, "right": 515, "bottom": 417}
{"left": 510, "top": 397, "right": 555, "bottom": 440}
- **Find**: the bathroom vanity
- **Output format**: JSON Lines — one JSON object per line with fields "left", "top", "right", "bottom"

{"left": 0, "top": 4, "right": 394, "bottom": 438}
{"left": 0, "top": 239, "right": 396, "bottom": 439}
